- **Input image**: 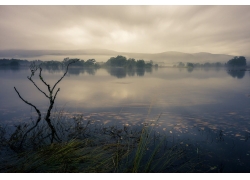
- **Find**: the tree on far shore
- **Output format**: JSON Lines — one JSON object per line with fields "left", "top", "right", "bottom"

{"left": 227, "top": 56, "right": 246, "bottom": 67}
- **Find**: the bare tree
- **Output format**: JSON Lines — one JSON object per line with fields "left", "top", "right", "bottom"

{"left": 13, "top": 58, "right": 79, "bottom": 149}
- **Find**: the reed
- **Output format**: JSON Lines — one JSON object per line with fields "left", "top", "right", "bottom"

{"left": 0, "top": 112, "right": 205, "bottom": 173}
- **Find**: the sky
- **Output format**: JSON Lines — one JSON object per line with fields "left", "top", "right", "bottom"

{"left": 0, "top": 4, "right": 250, "bottom": 56}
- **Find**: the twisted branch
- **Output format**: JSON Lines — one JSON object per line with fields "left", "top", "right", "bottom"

{"left": 13, "top": 58, "right": 79, "bottom": 146}
{"left": 14, "top": 87, "right": 42, "bottom": 148}
{"left": 53, "top": 88, "right": 60, "bottom": 102}
{"left": 14, "top": 87, "right": 41, "bottom": 118}
{"left": 27, "top": 76, "right": 49, "bottom": 99}
{"left": 52, "top": 60, "right": 77, "bottom": 92}
{"left": 38, "top": 67, "right": 52, "bottom": 97}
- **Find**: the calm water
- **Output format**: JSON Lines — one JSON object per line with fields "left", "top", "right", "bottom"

{"left": 1, "top": 66, "right": 250, "bottom": 172}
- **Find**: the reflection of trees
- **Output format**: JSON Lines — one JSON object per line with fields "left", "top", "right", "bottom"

{"left": 136, "top": 68, "right": 145, "bottom": 76}
{"left": 0, "top": 66, "right": 20, "bottom": 72}
{"left": 43, "top": 66, "right": 62, "bottom": 74}
{"left": 106, "top": 68, "right": 127, "bottom": 78}
{"left": 187, "top": 67, "right": 194, "bottom": 73}
{"left": 43, "top": 67, "right": 97, "bottom": 76}
{"left": 85, "top": 68, "right": 96, "bottom": 75}
{"left": 68, "top": 67, "right": 85, "bottom": 75}
{"left": 214, "top": 67, "right": 222, "bottom": 72}
{"left": 106, "top": 67, "right": 154, "bottom": 78}
{"left": 154, "top": 66, "right": 158, "bottom": 71}
{"left": 10, "top": 66, "right": 20, "bottom": 71}
{"left": 67, "top": 67, "right": 96, "bottom": 75}
{"left": 127, "top": 68, "right": 136, "bottom": 76}
{"left": 227, "top": 70, "right": 245, "bottom": 79}
{"left": 203, "top": 67, "right": 210, "bottom": 72}
{"left": 145, "top": 67, "right": 152, "bottom": 73}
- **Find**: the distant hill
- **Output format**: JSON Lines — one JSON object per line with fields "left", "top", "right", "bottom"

{"left": 121, "top": 51, "right": 235, "bottom": 64}
{"left": 0, "top": 49, "right": 248, "bottom": 64}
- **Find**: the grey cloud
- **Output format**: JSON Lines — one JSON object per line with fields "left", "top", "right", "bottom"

{"left": 0, "top": 5, "right": 250, "bottom": 56}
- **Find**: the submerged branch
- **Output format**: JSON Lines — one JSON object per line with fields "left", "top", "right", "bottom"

{"left": 14, "top": 87, "right": 41, "bottom": 118}
{"left": 13, "top": 87, "right": 42, "bottom": 149}
{"left": 18, "top": 116, "right": 42, "bottom": 149}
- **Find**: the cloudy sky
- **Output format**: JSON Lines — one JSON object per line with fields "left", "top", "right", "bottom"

{"left": 0, "top": 5, "right": 250, "bottom": 56}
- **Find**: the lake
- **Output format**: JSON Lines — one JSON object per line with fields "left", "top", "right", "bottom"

{"left": 0, "top": 66, "right": 250, "bottom": 172}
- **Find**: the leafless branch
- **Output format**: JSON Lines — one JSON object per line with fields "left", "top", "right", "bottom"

{"left": 13, "top": 58, "right": 78, "bottom": 147}
{"left": 52, "top": 60, "right": 78, "bottom": 92}
{"left": 39, "top": 67, "right": 51, "bottom": 91}
{"left": 14, "top": 87, "right": 41, "bottom": 118}
{"left": 27, "top": 76, "right": 49, "bottom": 99}
{"left": 14, "top": 87, "right": 42, "bottom": 149}
{"left": 53, "top": 88, "right": 60, "bottom": 102}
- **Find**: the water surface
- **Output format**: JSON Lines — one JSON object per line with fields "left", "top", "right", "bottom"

{"left": 0, "top": 66, "right": 250, "bottom": 172}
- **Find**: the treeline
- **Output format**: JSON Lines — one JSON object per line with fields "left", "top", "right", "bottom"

{"left": 40, "top": 58, "right": 100, "bottom": 69}
{"left": 0, "top": 56, "right": 158, "bottom": 69}
{"left": 226, "top": 56, "right": 246, "bottom": 67}
{"left": 1, "top": 56, "right": 247, "bottom": 69}
{"left": 105, "top": 55, "right": 158, "bottom": 69}
{"left": 0, "top": 58, "right": 101, "bottom": 68}
{"left": 0, "top": 58, "right": 30, "bottom": 67}
{"left": 173, "top": 56, "right": 247, "bottom": 68}
{"left": 173, "top": 62, "right": 224, "bottom": 68}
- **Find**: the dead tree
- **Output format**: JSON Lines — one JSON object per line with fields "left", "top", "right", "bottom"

{"left": 13, "top": 58, "right": 79, "bottom": 149}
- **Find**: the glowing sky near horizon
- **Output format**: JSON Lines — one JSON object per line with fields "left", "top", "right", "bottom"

{"left": 1, "top": 5, "right": 250, "bottom": 56}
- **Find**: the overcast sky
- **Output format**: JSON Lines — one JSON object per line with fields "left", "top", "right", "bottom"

{"left": 1, "top": 5, "right": 250, "bottom": 56}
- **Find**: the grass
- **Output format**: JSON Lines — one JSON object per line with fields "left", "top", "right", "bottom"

{"left": 0, "top": 112, "right": 208, "bottom": 173}
{"left": 3, "top": 139, "right": 126, "bottom": 173}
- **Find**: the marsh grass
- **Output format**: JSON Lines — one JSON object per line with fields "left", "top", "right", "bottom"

{"left": 3, "top": 139, "right": 130, "bottom": 173}
{"left": 0, "top": 111, "right": 207, "bottom": 173}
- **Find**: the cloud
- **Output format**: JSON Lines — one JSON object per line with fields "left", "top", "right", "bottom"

{"left": 0, "top": 5, "right": 250, "bottom": 56}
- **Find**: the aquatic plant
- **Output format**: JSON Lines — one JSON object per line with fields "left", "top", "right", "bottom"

{"left": 0, "top": 112, "right": 204, "bottom": 173}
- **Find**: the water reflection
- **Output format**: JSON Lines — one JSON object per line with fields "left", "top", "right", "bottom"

{"left": 1, "top": 67, "right": 249, "bottom": 113}
{"left": 136, "top": 68, "right": 145, "bottom": 76}
{"left": 68, "top": 67, "right": 97, "bottom": 75}
{"left": 43, "top": 67, "right": 153, "bottom": 78}
{"left": 184, "top": 67, "right": 223, "bottom": 73}
{"left": 1, "top": 66, "right": 250, "bottom": 172}
{"left": 42, "top": 67, "right": 98, "bottom": 76}
{"left": 0, "top": 67, "right": 249, "bottom": 132}
{"left": 106, "top": 67, "right": 127, "bottom": 78}
{"left": 0, "top": 66, "right": 20, "bottom": 72}
{"left": 187, "top": 67, "right": 194, "bottom": 73}
{"left": 227, "top": 69, "right": 246, "bottom": 79}
{"left": 105, "top": 67, "right": 154, "bottom": 78}
{"left": 180, "top": 66, "right": 247, "bottom": 79}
